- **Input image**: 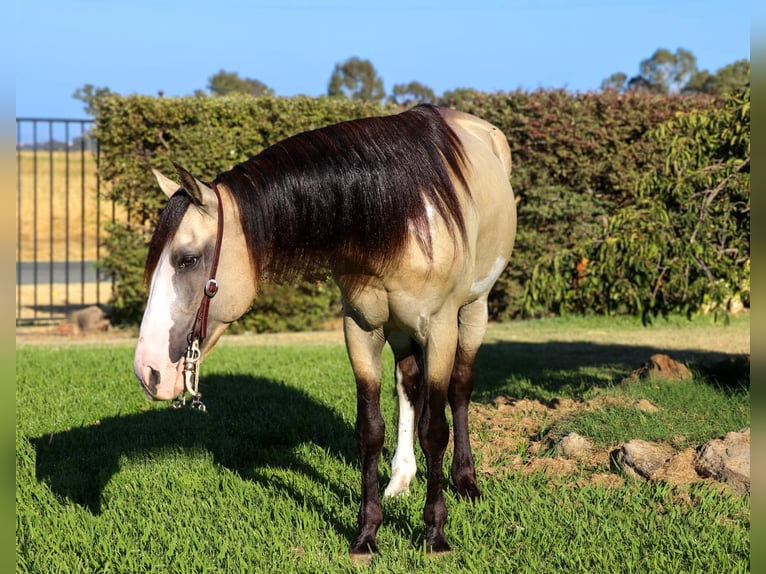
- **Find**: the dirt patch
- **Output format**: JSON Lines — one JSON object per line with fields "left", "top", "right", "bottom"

{"left": 467, "top": 393, "right": 747, "bottom": 493}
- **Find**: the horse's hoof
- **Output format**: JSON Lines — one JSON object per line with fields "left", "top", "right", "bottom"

{"left": 349, "top": 536, "right": 378, "bottom": 559}
{"left": 427, "top": 538, "right": 452, "bottom": 555}
{"left": 455, "top": 477, "right": 482, "bottom": 501}
{"left": 349, "top": 552, "right": 374, "bottom": 566}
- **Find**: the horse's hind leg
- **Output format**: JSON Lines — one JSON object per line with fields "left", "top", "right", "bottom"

{"left": 449, "top": 298, "right": 489, "bottom": 500}
{"left": 384, "top": 334, "right": 423, "bottom": 498}
{"left": 343, "top": 314, "right": 386, "bottom": 556}
{"left": 419, "top": 312, "right": 459, "bottom": 553}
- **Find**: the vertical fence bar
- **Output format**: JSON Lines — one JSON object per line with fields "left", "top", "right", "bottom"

{"left": 80, "top": 122, "right": 86, "bottom": 306}
{"left": 32, "top": 120, "right": 38, "bottom": 322}
{"left": 48, "top": 122, "right": 54, "bottom": 321}
{"left": 95, "top": 139, "right": 101, "bottom": 306}
{"left": 65, "top": 122, "right": 70, "bottom": 308}
{"left": 16, "top": 122, "right": 22, "bottom": 320}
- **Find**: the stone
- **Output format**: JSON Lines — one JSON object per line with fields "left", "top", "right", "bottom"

{"left": 623, "top": 354, "right": 693, "bottom": 384}
{"left": 695, "top": 428, "right": 750, "bottom": 494}
{"left": 556, "top": 432, "right": 592, "bottom": 459}
{"left": 613, "top": 439, "right": 676, "bottom": 480}
{"left": 633, "top": 399, "right": 660, "bottom": 413}
{"left": 69, "top": 306, "right": 110, "bottom": 334}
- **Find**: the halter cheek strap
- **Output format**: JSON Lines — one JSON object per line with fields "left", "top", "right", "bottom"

{"left": 174, "top": 181, "right": 224, "bottom": 412}
{"left": 188, "top": 181, "right": 225, "bottom": 346}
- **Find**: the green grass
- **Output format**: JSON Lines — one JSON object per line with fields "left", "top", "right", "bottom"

{"left": 16, "top": 317, "right": 749, "bottom": 573}
{"left": 552, "top": 378, "right": 749, "bottom": 450}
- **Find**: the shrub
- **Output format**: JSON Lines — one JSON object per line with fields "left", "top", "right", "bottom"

{"left": 524, "top": 89, "right": 750, "bottom": 321}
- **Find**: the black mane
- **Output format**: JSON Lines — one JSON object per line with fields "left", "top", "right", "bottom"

{"left": 146, "top": 104, "right": 470, "bottom": 286}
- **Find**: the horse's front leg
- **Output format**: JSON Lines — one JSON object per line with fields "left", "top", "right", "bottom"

{"left": 343, "top": 314, "right": 386, "bottom": 557}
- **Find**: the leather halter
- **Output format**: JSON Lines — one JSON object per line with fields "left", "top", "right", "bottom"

{"left": 188, "top": 181, "right": 224, "bottom": 346}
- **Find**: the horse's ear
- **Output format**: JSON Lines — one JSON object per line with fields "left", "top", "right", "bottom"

{"left": 151, "top": 168, "right": 181, "bottom": 199}
{"left": 173, "top": 163, "right": 217, "bottom": 207}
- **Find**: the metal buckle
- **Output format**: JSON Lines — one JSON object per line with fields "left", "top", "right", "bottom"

{"left": 204, "top": 279, "right": 219, "bottom": 298}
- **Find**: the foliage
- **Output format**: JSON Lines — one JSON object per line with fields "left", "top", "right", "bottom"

{"left": 206, "top": 69, "right": 274, "bottom": 97}
{"left": 450, "top": 89, "right": 719, "bottom": 319}
{"left": 525, "top": 89, "right": 749, "bottom": 321}
{"left": 72, "top": 84, "right": 113, "bottom": 116}
{"left": 231, "top": 277, "right": 343, "bottom": 334}
{"left": 327, "top": 57, "right": 386, "bottom": 101}
{"left": 96, "top": 221, "right": 151, "bottom": 325}
{"left": 632, "top": 47, "right": 698, "bottom": 94}
{"left": 601, "top": 49, "right": 749, "bottom": 97}
{"left": 390, "top": 81, "right": 437, "bottom": 106}
{"left": 684, "top": 59, "right": 751, "bottom": 96}
{"left": 95, "top": 90, "right": 740, "bottom": 328}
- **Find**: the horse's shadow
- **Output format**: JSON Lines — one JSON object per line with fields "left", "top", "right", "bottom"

{"left": 31, "top": 374, "right": 360, "bottom": 539}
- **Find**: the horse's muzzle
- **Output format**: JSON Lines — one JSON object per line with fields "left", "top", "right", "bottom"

{"left": 134, "top": 360, "right": 185, "bottom": 401}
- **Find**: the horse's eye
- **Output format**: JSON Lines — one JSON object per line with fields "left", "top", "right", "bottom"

{"left": 177, "top": 255, "right": 198, "bottom": 270}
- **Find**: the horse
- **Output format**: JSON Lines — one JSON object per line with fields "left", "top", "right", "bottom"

{"left": 133, "top": 104, "right": 516, "bottom": 557}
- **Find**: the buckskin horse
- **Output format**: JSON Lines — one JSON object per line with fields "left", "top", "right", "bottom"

{"left": 133, "top": 104, "right": 516, "bottom": 557}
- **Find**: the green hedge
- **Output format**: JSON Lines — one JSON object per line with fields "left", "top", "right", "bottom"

{"left": 525, "top": 89, "right": 750, "bottom": 321}
{"left": 95, "top": 91, "right": 746, "bottom": 331}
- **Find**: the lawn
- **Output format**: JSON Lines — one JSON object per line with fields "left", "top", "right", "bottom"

{"left": 16, "top": 316, "right": 750, "bottom": 573}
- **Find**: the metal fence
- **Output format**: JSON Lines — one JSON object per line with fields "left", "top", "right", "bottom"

{"left": 16, "top": 118, "right": 119, "bottom": 325}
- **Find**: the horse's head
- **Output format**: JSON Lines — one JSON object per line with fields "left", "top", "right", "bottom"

{"left": 133, "top": 165, "right": 256, "bottom": 401}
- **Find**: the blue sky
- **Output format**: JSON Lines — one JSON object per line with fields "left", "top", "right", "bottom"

{"left": 16, "top": 0, "right": 750, "bottom": 120}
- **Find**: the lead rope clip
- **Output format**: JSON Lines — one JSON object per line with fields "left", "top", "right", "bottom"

{"left": 171, "top": 338, "right": 206, "bottom": 412}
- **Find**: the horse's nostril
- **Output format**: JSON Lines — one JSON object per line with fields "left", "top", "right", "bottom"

{"left": 148, "top": 368, "right": 161, "bottom": 395}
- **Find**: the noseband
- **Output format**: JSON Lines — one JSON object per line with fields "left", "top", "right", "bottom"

{"left": 173, "top": 181, "right": 224, "bottom": 412}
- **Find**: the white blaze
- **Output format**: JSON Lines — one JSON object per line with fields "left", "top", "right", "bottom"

{"left": 133, "top": 250, "right": 184, "bottom": 399}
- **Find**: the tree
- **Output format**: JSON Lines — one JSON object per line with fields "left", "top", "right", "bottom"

{"left": 389, "top": 81, "right": 436, "bottom": 106}
{"left": 628, "top": 48, "right": 698, "bottom": 94}
{"left": 73, "top": 84, "right": 113, "bottom": 117}
{"left": 207, "top": 70, "right": 274, "bottom": 97}
{"left": 439, "top": 88, "right": 483, "bottom": 109}
{"left": 600, "top": 72, "right": 628, "bottom": 92}
{"left": 327, "top": 57, "right": 385, "bottom": 101}
{"left": 684, "top": 59, "right": 750, "bottom": 95}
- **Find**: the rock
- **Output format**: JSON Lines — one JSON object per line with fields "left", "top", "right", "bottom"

{"left": 623, "top": 354, "right": 692, "bottom": 384}
{"left": 556, "top": 432, "right": 592, "bottom": 460}
{"left": 633, "top": 399, "right": 660, "bottom": 413}
{"left": 613, "top": 439, "right": 676, "bottom": 480}
{"left": 727, "top": 295, "right": 745, "bottom": 314}
{"left": 69, "top": 306, "right": 110, "bottom": 334}
{"left": 695, "top": 428, "right": 750, "bottom": 494}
